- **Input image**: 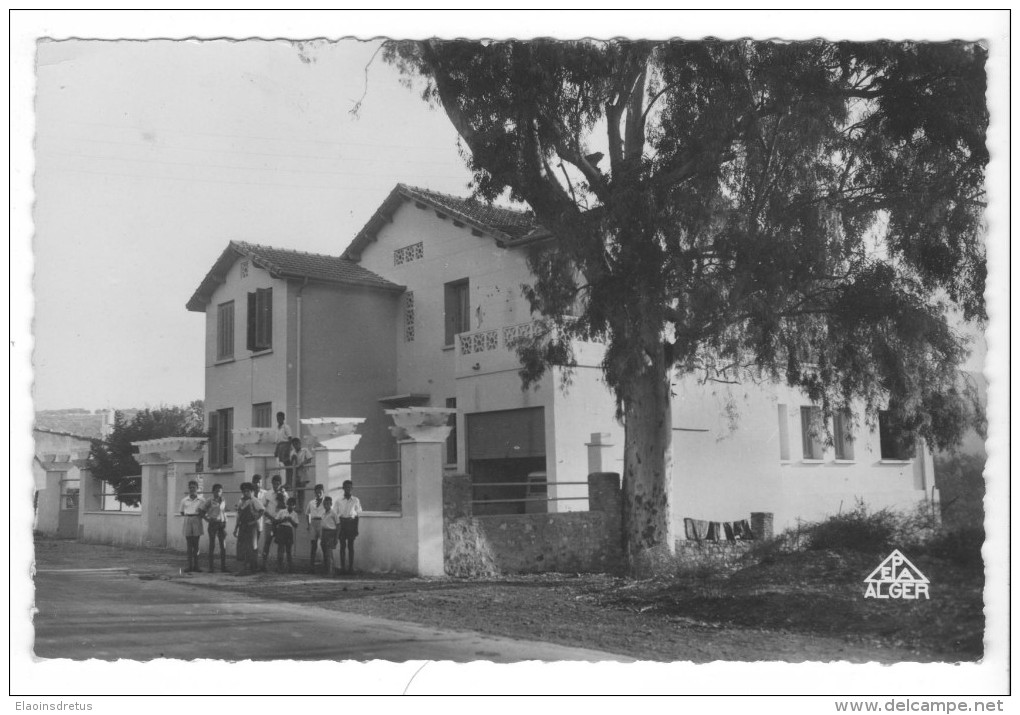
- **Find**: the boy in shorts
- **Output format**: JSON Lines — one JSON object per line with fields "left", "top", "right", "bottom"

{"left": 336, "top": 480, "right": 363, "bottom": 575}
{"left": 318, "top": 496, "right": 338, "bottom": 576}
{"left": 304, "top": 484, "right": 328, "bottom": 574}
{"left": 201, "top": 483, "right": 229, "bottom": 572}
{"left": 274, "top": 496, "right": 299, "bottom": 573}
{"left": 179, "top": 480, "right": 206, "bottom": 572}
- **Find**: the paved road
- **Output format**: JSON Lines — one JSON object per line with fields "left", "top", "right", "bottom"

{"left": 33, "top": 568, "right": 631, "bottom": 662}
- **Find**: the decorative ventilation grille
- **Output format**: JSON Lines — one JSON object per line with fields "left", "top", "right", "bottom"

{"left": 459, "top": 329, "right": 499, "bottom": 355}
{"left": 393, "top": 241, "right": 424, "bottom": 266}
{"left": 404, "top": 292, "right": 415, "bottom": 342}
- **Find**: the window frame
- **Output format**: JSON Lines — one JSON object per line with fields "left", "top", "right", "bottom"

{"left": 833, "top": 410, "right": 855, "bottom": 461}
{"left": 252, "top": 402, "right": 272, "bottom": 429}
{"left": 800, "top": 406, "right": 825, "bottom": 461}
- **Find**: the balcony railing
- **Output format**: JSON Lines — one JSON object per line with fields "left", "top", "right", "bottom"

{"left": 458, "top": 321, "right": 538, "bottom": 356}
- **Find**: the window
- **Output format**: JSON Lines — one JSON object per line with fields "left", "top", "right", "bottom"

{"left": 879, "top": 410, "right": 915, "bottom": 460}
{"left": 252, "top": 402, "right": 272, "bottom": 429}
{"left": 216, "top": 301, "right": 234, "bottom": 360}
{"left": 833, "top": 410, "right": 855, "bottom": 461}
{"left": 800, "top": 406, "right": 824, "bottom": 460}
{"left": 445, "top": 397, "right": 458, "bottom": 465}
{"left": 246, "top": 288, "right": 272, "bottom": 351}
{"left": 444, "top": 279, "right": 470, "bottom": 346}
{"left": 777, "top": 404, "right": 790, "bottom": 461}
{"left": 208, "top": 408, "right": 234, "bottom": 468}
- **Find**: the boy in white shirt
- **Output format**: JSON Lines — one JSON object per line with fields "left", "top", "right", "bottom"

{"left": 319, "top": 496, "right": 338, "bottom": 576}
{"left": 273, "top": 411, "right": 292, "bottom": 466}
{"left": 304, "top": 484, "right": 328, "bottom": 574}
{"left": 336, "top": 480, "right": 363, "bottom": 575}
{"left": 179, "top": 480, "right": 206, "bottom": 573}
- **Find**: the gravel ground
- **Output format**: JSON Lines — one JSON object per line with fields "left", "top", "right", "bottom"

{"left": 31, "top": 537, "right": 980, "bottom": 663}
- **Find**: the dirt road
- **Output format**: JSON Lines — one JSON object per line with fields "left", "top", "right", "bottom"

{"left": 29, "top": 538, "right": 937, "bottom": 663}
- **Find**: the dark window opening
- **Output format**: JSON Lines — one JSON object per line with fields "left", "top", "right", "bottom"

{"left": 445, "top": 397, "right": 457, "bottom": 465}
{"left": 246, "top": 288, "right": 272, "bottom": 351}
{"left": 444, "top": 279, "right": 470, "bottom": 346}
{"left": 879, "top": 410, "right": 915, "bottom": 460}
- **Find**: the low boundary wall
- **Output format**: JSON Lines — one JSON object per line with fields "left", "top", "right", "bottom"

{"left": 443, "top": 472, "right": 624, "bottom": 575}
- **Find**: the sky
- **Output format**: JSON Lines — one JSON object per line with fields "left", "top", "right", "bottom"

{"left": 11, "top": 9, "right": 1012, "bottom": 700}
{"left": 22, "top": 14, "right": 1008, "bottom": 415}
{"left": 31, "top": 38, "right": 478, "bottom": 410}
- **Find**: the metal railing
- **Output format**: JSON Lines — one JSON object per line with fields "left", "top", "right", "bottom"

{"left": 470, "top": 479, "right": 589, "bottom": 516}
{"left": 189, "top": 459, "right": 402, "bottom": 513}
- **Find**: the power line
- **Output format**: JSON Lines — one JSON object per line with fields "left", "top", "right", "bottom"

{"left": 52, "top": 118, "right": 462, "bottom": 153}
{"left": 52, "top": 165, "right": 435, "bottom": 192}
{"left": 39, "top": 148, "right": 471, "bottom": 180}
{"left": 39, "top": 134, "right": 470, "bottom": 167}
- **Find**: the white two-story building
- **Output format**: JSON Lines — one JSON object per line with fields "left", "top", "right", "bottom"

{"left": 188, "top": 183, "right": 935, "bottom": 533}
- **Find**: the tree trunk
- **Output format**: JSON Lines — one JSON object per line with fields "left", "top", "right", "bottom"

{"left": 620, "top": 338, "right": 674, "bottom": 576}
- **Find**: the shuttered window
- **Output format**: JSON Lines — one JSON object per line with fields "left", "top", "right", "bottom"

{"left": 208, "top": 408, "right": 234, "bottom": 468}
{"left": 252, "top": 402, "right": 272, "bottom": 429}
{"left": 216, "top": 301, "right": 234, "bottom": 360}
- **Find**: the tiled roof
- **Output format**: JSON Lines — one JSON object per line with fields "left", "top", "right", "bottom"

{"left": 187, "top": 241, "right": 403, "bottom": 312}
{"left": 233, "top": 242, "right": 401, "bottom": 288}
{"left": 401, "top": 185, "right": 540, "bottom": 239}
{"left": 342, "top": 183, "right": 549, "bottom": 260}
{"left": 34, "top": 412, "right": 107, "bottom": 440}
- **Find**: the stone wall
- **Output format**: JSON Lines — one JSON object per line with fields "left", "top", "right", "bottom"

{"left": 443, "top": 472, "right": 624, "bottom": 576}
{"left": 674, "top": 539, "right": 755, "bottom": 571}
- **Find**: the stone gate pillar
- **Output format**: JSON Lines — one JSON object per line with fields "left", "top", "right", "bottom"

{"left": 232, "top": 428, "right": 279, "bottom": 485}
{"left": 34, "top": 453, "right": 75, "bottom": 536}
{"left": 133, "top": 438, "right": 206, "bottom": 548}
{"left": 73, "top": 456, "right": 95, "bottom": 539}
{"left": 301, "top": 418, "right": 365, "bottom": 497}
{"left": 387, "top": 408, "right": 454, "bottom": 577}
{"left": 586, "top": 433, "right": 615, "bottom": 474}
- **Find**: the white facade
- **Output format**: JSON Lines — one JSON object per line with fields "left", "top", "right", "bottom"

{"left": 347, "top": 187, "right": 934, "bottom": 532}
{"left": 191, "top": 185, "right": 934, "bottom": 537}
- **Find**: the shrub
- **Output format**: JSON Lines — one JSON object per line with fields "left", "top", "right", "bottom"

{"left": 803, "top": 502, "right": 901, "bottom": 554}
{"left": 917, "top": 526, "right": 985, "bottom": 569}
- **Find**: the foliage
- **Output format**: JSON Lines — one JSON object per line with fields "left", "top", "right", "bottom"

{"left": 918, "top": 525, "right": 984, "bottom": 568}
{"left": 933, "top": 451, "right": 986, "bottom": 527}
{"left": 383, "top": 39, "right": 988, "bottom": 565}
{"left": 87, "top": 401, "right": 205, "bottom": 506}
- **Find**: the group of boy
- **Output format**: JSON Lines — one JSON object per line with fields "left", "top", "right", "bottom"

{"left": 177, "top": 474, "right": 362, "bottom": 577}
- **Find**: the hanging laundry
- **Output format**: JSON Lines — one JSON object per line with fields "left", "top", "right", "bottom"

{"left": 684, "top": 518, "right": 710, "bottom": 541}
